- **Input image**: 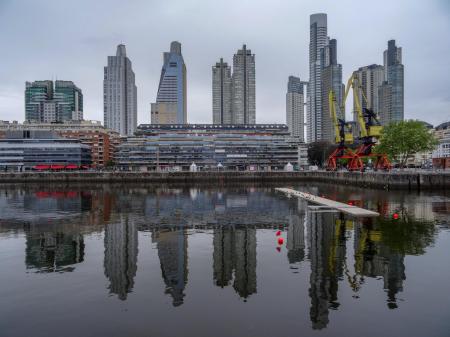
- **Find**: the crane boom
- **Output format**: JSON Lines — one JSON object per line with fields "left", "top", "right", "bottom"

{"left": 327, "top": 72, "right": 391, "bottom": 171}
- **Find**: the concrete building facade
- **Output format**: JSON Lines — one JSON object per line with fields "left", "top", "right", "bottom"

{"left": 353, "top": 64, "right": 384, "bottom": 131}
{"left": 232, "top": 45, "right": 256, "bottom": 124}
{"left": 0, "top": 120, "right": 120, "bottom": 168}
{"left": 0, "top": 131, "right": 91, "bottom": 172}
{"left": 104, "top": 44, "right": 137, "bottom": 136}
{"left": 286, "top": 76, "right": 304, "bottom": 140}
{"left": 117, "top": 124, "right": 302, "bottom": 171}
{"left": 212, "top": 58, "right": 232, "bottom": 124}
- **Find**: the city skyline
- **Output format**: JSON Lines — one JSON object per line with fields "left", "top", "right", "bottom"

{"left": 1, "top": 1, "right": 449, "bottom": 126}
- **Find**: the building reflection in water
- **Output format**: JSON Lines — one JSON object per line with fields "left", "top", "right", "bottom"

{"left": 152, "top": 228, "right": 188, "bottom": 306}
{"left": 0, "top": 185, "right": 442, "bottom": 327}
{"left": 25, "top": 230, "right": 85, "bottom": 273}
{"left": 307, "top": 212, "right": 346, "bottom": 330}
{"left": 286, "top": 199, "right": 306, "bottom": 266}
{"left": 213, "top": 226, "right": 257, "bottom": 299}
{"left": 104, "top": 217, "right": 138, "bottom": 301}
{"left": 354, "top": 220, "right": 406, "bottom": 309}
{"left": 20, "top": 190, "right": 99, "bottom": 273}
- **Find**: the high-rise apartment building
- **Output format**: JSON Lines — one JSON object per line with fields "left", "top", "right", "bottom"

{"left": 212, "top": 58, "right": 232, "bottom": 124}
{"left": 151, "top": 41, "right": 187, "bottom": 124}
{"left": 378, "top": 40, "right": 404, "bottom": 125}
{"left": 286, "top": 76, "right": 304, "bottom": 140}
{"left": 352, "top": 64, "right": 384, "bottom": 135}
{"left": 232, "top": 44, "right": 255, "bottom": 124}
{"left": 321, "top": 38, "right": 344, "bottom": 143}
{"left": 25, "top": 80, "right": 83, "bottom": 123}
{"left": 103, "top": 44, "right": 137, "bottom": 136}
{"left": 307, "top": 13, "right": 328, "bottom": 142}
{"left": 353, "top": 64, "right": 384, "bottom": 114}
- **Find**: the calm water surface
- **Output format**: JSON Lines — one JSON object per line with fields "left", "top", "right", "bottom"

{"left": 0, "top": 183, "right": 449, "bottom": 337}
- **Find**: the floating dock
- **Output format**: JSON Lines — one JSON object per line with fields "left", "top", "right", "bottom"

{"left": 275, "top": 187, "right": 380, "bottom": 217}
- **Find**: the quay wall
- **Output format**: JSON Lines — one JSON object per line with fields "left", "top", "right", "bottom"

{"left": 0, "top": 171, "right": 448, "bottom": 190}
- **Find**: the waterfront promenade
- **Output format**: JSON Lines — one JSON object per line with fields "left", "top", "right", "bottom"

{"left": 0, "top": 170, "right": 448, "bottom": 190}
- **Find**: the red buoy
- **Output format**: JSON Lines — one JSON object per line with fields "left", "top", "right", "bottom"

{"left": 393, "top": 213, "right": 399, "bottom": 220}
{"left": 276, "top": 246, "right": 281, "bottom": 252}
{"left": 348, "top": 201, "right": 353, "bottom": 206}
{"left": 277, "top": 237, "right": 284, "bottom": 245}
{"left": 276, "top": 230, "right": 281, "bottom": 236}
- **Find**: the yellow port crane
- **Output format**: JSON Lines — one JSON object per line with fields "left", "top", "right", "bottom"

{"left": 338, "top": 73, "right": 391, "bottom": 171}
{"left": 326, "top": 89, "right": 356, "bottom": 171}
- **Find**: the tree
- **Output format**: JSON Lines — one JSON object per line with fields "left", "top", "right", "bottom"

{"left": 375, "top": 120, "right": 438, "bottom": 168}
{"left": 307, "top": 141, "right": 335, "bottom": 167}
{"left": 105, "top": 160, "right": 115, "bottom": 169}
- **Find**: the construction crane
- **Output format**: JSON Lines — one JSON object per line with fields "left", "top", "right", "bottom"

{"left": 347, "top": 73, "right": 390, "bottom": 171}
{"left": 326, "top": 90, "right": 356, "bottom": 171}
{"left": 336, "top": 73, "right": 391, "bottom": 171}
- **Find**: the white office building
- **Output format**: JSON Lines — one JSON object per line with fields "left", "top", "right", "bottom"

{"left": 103, "top": 44, "right": 137, "bottom": 136}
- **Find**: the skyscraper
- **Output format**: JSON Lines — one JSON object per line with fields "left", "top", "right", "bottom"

{"left": 25, "top": 81, "right": 53, "bottom": 122}
{"left": 54, "top": 80, "right": 83, "bottom": 121}
{"left": 103, "top": 44, "right": 137, "bottom": 136}
{"left": 151, "top": 41, "right": 187, "bottom": 124}
{"left": 25, "top": 80, "right": 83, "bottom": 123}
{"left": 286, "top": 76, "right": 305, "bottom": 140}
{"left": 352, "top": 64, "right": 384, "bottom": 136}
{"left": 379, "top": 40, "right": 404, "bottom": 125}
{"left": 232, "top": 44, "right": 255, "bottom": 124}
{"left": 321, "top": 38, "right": 344, "bottom": 143}
{"left": 353, "top": 64, "right": 385, "bottom": 114}
{"left": 212, "top": 58, "right": 232, "bottom": 124}
{"left": 307, "top": 13, "right": 328, "bottom": 143}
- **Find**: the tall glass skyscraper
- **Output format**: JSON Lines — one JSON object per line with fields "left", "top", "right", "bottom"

{"left": 54, "top": 81, "right": 83, "bottom": 121}
{"left": 103, "top": 44, "right": 137, "bottom": 136}
{"left": 25, "top": 81, "right": 53, "bottom": 122}
{"left": 307, "top": 13, "right": 328, "bottom": 143}
{"left": 321, "top": 38, "right": 344, "bottom": 143}
{"left": 379, "top": 40, "right": 404, "bottom": 125}
{"left": 232, "top": 44, "right": 255, "bottom": 124}
{"left": 151, "top": 41, "right": 187, "bottom": 124}
{"left": 25, "top": 80, "right": 83, "bottom": 123}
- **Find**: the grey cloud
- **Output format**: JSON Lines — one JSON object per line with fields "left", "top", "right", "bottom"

{"left": 0, "top": 0, "right": 449, "bottom": 126}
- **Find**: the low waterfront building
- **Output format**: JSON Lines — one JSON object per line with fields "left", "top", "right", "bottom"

{"left": 136, "top": 123, "right": 290, "bottom": 137}
{"left": 117, "top": 124, "right": 304, "bottom": 171}
{"left": 0, "top": 120, "right": 120, "bottom": 167}
{"left": 432, "top": 121, "right": 450, "bottom": 169}
{"left": 0, "top": 130, "right": 91, "bottom": 172}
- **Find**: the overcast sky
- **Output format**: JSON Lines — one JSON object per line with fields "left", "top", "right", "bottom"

{"left": 0, "top": 0, "right": 449, "bottom": 126}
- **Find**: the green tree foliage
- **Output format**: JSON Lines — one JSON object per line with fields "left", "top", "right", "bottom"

{"left": 375, "top": 120, "right": 438, "bottom": 168}
{"left": 376, "top": 216, "right": 437, "bottom": 255}
{"left": 307, "top": 141, "right": 335, "bottom": 167}
{"left": 105, "top": 160, "right": 115, "bottom": 168}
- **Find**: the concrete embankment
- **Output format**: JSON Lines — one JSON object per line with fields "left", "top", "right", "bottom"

{"left": 0, "top": 171, "right": 448, "bottom": 190}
